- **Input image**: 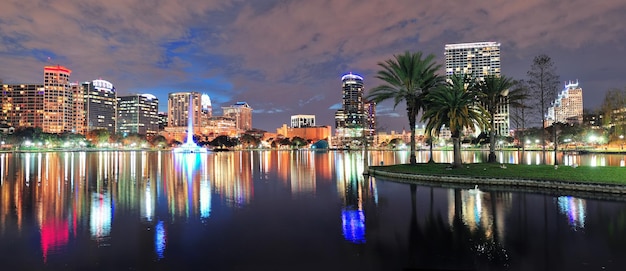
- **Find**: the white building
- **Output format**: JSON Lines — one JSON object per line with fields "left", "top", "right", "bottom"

{"left": 444, "top": 42, "right": 509, "bottom": 136}
{"left": 291, "top": 115, "right": 315, "bottom": 128}
{"left": 546, "top": 80, "right": 584, "bottom": 125}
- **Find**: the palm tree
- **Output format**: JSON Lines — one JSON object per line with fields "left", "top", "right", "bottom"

{"left": 475, "top": 75, "right": 516, "bottom": 163}
{"left": 422, "top": 74, "right": 489, "bottom": 168}
{"left": 367, "top": 51, "right": 443, "bottom": 165}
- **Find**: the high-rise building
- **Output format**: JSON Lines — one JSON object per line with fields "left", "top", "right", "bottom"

{"left": 43, "top": 65, "right": 74, "bottom": 133}
{"left": 334, "top": 73, "right": 375, "bottom": 145}
{"left": 71, "top": 83, "right": 86, "bottom": 135}
{"left": 365, "top": 101, "right": 376, "bottom": 137}
{"left": 222, "top": 102, "right": 253, "bottom": 132}
{"left": 117, "top": 94, "right": 159, "bottom": 137}
{"left": 546, "top": 80, "right": 584, "bottom": 125}
{"left": 444, "top": 42, "right": 509, "bottom": 136}
{"left": 83, "top": 79, "right": 117, "bottom": 134}
{"left": 291, "top": 115, "right": 316, "bottom": 128}
{"left": 158, "top": 112, "right": 168, "bottom": 131}
{"left": 168, "top": 92, "right": 202, "bottom": 128}
{"left": 0, "top": 84, "right": 44, "bottom": 128}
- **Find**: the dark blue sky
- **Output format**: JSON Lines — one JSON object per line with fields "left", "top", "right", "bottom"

{"left": 1, "top": 0, "right": 625, "bottom": 132}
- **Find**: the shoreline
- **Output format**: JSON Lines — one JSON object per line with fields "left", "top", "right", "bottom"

{"left": 368, "top": 167, "right": 626, "bottom": 200}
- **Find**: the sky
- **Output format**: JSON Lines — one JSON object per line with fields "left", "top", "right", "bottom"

{"left": 1, "top": 0, "right": 625, "bottom": 133}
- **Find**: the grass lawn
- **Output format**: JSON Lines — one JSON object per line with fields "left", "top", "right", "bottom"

{"left": 370, "top": 163, "right": 626, "bottom": 185}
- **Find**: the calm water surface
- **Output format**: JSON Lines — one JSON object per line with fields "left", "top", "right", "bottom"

{"left": 1, "top": 150, "right": 626, "bottom": 270}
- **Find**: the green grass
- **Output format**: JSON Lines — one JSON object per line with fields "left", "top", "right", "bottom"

{"left": 370, "top": 163, "right": 626, "bottom": 185}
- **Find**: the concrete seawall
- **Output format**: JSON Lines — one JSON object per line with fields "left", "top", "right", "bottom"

{"left": 368, "top": 168, "right": 626, "bottom": 196}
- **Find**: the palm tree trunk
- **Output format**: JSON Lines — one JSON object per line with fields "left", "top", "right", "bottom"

{"left": 452, "top": 133, "right": 462, "bottom": 168}
{"left": 488, "top": 110, "right": 497, "bottom": 163}
{"left": 428, "top": 132, "right": 434, "bottom": 164}
{"left": 409, "top": 113, "right": 417, "bottom": 165}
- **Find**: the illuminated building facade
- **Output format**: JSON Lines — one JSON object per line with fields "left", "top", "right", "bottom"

{"left": 158, "top": 112, "right": 168, "bottom": 130}
{"left": 291, "top": 115, "right": 315, "bottom": 128}
{"left": 83, "top": 80, "right": 117, "bottom": 134}
{"left": 276, "top": 124, "right": 331, "bottom": 142}
{"left": 334, "top": 73, "right": 375, "bottom": 147}
{"left": 444, "top": 42, "right": 509, "bottom": 136}
{"left": 222, "top": 102, "right": 253, "bottom": 132}
{"left": 43, "top": 65, "right": 74, "bottom": 133}
{"left": 117, "top": 94, "right": 159, "bottom": 137}
{"left": 0, "top": 84, "right": 44, "bottom": 128}
{"left": 71, "top": 83, "right": 86, "bottom": 135}
{"left": 168, "top": 92, "right": 202, "bottom": 128}
{"left": 546, "top": 80, "right": 584, "bottom": 125}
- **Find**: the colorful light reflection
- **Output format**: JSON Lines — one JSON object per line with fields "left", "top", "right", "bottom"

{"left": 557, "top": 196, "right": 586, "bottom": 230}
{"left": 341, "top": 208, "right": 365, "bottom": 244}
{"left": 155, "top": 220, "right": 166, "bottom": 259}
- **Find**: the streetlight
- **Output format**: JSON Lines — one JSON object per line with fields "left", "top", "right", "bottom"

{"left": 620, "top": 135, "right": 624, "bottom": 150}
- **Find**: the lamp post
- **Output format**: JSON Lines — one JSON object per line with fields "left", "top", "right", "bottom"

{"left": 620, "top": 135, "right": 624, "bottom": 150}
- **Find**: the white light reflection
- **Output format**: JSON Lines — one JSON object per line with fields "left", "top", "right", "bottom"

{"left": 200, "top": 179, "right": 211, "bottom": 220}
{"left": 0, "top": 153, "right": 4, "bottom": 185}
{"left": 90, "top": 192, "right": 112, "bottom": 243}
{"left": 144, "top": 183, "right": 153, "bottom": 222}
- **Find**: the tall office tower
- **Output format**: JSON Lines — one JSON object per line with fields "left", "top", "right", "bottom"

{"left": 222, "top": 102, "right": 253, "bottom": 132}
{"left": 0, "top": 84, "right": 44, "bottom": 128}
{"left": 158, "top": 112, "right": 168, "bottom": 130}
{"left": 168, "top": 92, "right": 202, "bottom": 128}
{"left": 291, "top": 115, "right": 316, "bottom": 128}
{"left": 444, "top": 42, "right": 509, "bottom": 136}
{"left": 546, "top": 80, "right": 584, "bottom": 125}
{"left": 365, "top": 101, "right": 376, "bottom": 136}
{"left": 71, "top": 83, "right": 85, "bottom": 135}
{"left": 83, "top": 79, "right": 117, "bottom": 134}
{"left": 43, "top": 65, "right": 74, "bottom": 133}
{"left": 335, "top": 73, "right": 372, "bottom": 141}
{"left": 117, "top": 94, "right": 159, "bottom": 137}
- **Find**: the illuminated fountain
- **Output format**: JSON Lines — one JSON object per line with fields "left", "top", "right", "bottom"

{"left": 173, "top": 95, "right": 207, "bottom": 153}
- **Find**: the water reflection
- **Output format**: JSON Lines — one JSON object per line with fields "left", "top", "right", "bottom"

{"left": 0, "top": 150, "right": 625, "bottom": 270}
{"left": 557, "top": 196, "right": 586, "bottom": 230}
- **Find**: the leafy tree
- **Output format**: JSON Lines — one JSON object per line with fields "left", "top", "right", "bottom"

{"left": 527, "top": 54, "right": 560, "bottom": 163}
{"left": 422, "top": 74, "right": 489, "bottom": 168}
{"left": 86, "top": 129, "right": 111, "bottom": 145}
{"left": 150, "top": 135, "right": 168, "bottom": 148}
{"left": 240, "top": 133, "right": 260, "bottom": 148}
{"left": 367, "top": 51, "right": 443, "bottom": 165}
{"left": 278, "top": 137, "right": 291, "bottom": 148}
{"left": 476, "top": 75, "right": 516, "bottom": 163}
{"left": 291, "top": 136, "right": 307, "bottom": 148}
{"left": 209, "top": 135, "right": 238, "bottom": 148}
{"left": 600, "top": 87, "right": 626, "bottom": 140}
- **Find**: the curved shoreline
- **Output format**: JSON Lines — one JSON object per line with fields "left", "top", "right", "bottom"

{"left": 368, "top": 168, "right": 626, "bottom": 199}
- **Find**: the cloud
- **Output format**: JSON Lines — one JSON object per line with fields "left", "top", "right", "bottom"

{"left": 1, "top": 0, "right": 625, "bottom": 131}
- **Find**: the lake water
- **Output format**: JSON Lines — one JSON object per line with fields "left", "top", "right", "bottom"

{"left": 1, "top": 150, "right": 626, "bottom": 270}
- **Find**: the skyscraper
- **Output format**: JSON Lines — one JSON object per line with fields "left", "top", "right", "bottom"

{"left": 168, "top": 92, "right": 203, "bottom": 128}
{"left": 335, "top": 73, "right": 375, "bottom": 146}
{"left": 117, "top": 94, "right": 159, "bottom": 137}
{"left": 71, "top": 83, "right": 86, "bottom": 135}
{"left": 546, "top": 80, "right": 584, "bottom": 125}
{"left": 84, "top": 79, "right": 117, "bottom": 134}
{"left": 444, "top": 42, "right": 509, "bottom": 136}
{"left": 1, "top": 84, "right": 44, "bottom": 128}
{"left": 43, "top": 65, "right": 74, "bottom": 133}
{"left": 222, "top": 102, "right": 253, "bottom": 132}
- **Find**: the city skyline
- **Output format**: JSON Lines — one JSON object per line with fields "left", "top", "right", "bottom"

{"left": 1, "top": 0, "right": 625, "bottom": 132}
